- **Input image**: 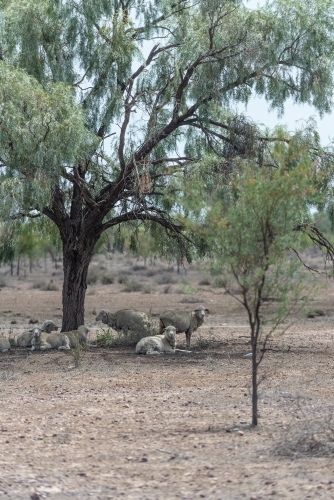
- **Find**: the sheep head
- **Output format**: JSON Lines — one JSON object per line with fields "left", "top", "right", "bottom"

{"left": 96, "top": 309, "right": 113, "bottom": 325}
{"left": 194, "top": 305, "right": 209, "bottom": 321}
{"left": 41, "top": 320, "right": 59, "bottom": 333}
{"left": 78, "top": 325, "right": 90, "bottom": 334}
{"left": 32, "top": 328, "right": 42, "bottom": 342}
{"left": 164, "top": 325, "right": 176, "bottom": 348}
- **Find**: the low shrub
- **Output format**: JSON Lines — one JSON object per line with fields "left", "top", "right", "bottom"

{"left": 198, "top": 278, "right": 211, "bottom": 286}
{"left": 156, "top": 273, "right": 177, "bottom": 285}
{"left": 145, "top": 268, "right": 159, "bottom": 277}
{"left": 70, "top": 344, "right": 85, "bottom": 368}
{"left": 117, "top": 274, "right": 128, "bottom": 284}
{"left": 214, "top": 277, "right": 225, "bottom": 288}
{"left": 121, "top": 280, "right": 143, "bottom": 292}
{"left": 101, "top": 274, "right": 114, "bottom": 285}
{"left": 31, "top": 281, "right": 59, "bottom": 291}
{"left": 132, "top": 264, "right": 147, "bottom": 272}
{"left": 180, "top": 283, "right": 196, "bottom": 295}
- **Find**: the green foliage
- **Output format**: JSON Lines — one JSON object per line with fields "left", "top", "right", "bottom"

{"left": 205, "top": 159, "right": 316, "bottom": 319}
{"left": 1, "top": 0, "right": 333, "bottom": 230}
{"left": 16, "top": 225, "right": 39, "bottom": 259}
{"left": 0, "top": 62, "right": 98, "bottom": 255}
{"left": 96, "top": 326, "right": 151, "bottom": 348}
{"left": 0, "top": 228, "right": 15, "bottom": 264}
{"left": 70, "top": 344, "right": 86, "bottom": 368}
{"left": 192, "top": 155, "right": 321, "bottom": 426}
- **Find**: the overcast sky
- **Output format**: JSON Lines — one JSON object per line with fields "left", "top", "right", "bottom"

{"left": 242, "top": 0, "right": 334, "bottom": 145}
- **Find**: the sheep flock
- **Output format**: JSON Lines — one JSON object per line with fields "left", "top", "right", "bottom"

{"left": 0, "top": 305, "right": 209, "bottom": 356}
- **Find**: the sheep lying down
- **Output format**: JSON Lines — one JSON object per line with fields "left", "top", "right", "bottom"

{"left": 135, "top": 326, "right": 191, "bottom": 355}
{"left": 16, "top": 319, "right": 59, "bottom": 348}
{"left": 0, "top": 336, "right": 10, "bottom": 353}
{"left": 30, "top": 325, "right": 91, "bottom": 351}
{"left": 31, "top": 328, "right": 71, "bottom": 351}
{"left": 62, "top": 325, "right": 90, "bottom": 348}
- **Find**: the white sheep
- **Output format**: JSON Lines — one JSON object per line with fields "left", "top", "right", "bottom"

{"left": 96, "top": 308, "right": 152, "bottom": 336}
{"left": 30, "top": 328, "right": 70, "bottom": 351}
{"left": 0, "top": 336, "right": 11, "bottom": 353}
{"left": 63, "top": 325, "right": 90, "bottom": 349}
{"left": 96, "top": 309, "right": 159, "bottom": 337}
{"left": 16, "top": 320, "right": 59, "bottom": 348}
{"left": 136, "top": 325, "right": 177, "bottom": 355}
{"left": 159, "top": 305, "right": 209, "bottom": 348}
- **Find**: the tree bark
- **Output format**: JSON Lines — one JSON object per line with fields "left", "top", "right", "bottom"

{"left": 61, "top": 236, "right": 97, "bottom": 332}
{"left": 251, "top": 330, "right": 258, "bottom": 427}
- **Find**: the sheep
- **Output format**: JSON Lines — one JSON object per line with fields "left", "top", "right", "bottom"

{"left": 63, "top": 325, "right": 90, "bottom": 349}
{"left": 159, "top": 304, "right": 209, "bottom": 348}
{"left": 30, "top": 328, "right": 70, "bottom": 351}
{"left": 96, "top": 308, "right": 152, "bottom": 336}
{"left": 0, "top": 336, "right": 10, "bottom": 353}
{"left": 136, "top": 326, "right": 192, "bottom": 355}
{"left": 16, "top": 320, "right": 59, "bottom": 348}
{"left": 136, "top": 326, "right": 177, "bottom": 355}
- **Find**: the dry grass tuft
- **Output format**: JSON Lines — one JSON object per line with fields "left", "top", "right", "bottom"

{"left": 31, "top": 281, "right": 59, "bottom": 291}
{"left": 273, "top": 401, "right": 334, "bottom": 458}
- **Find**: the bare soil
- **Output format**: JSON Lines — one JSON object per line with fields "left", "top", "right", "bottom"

{"left": 1, "top": 252, "right": 334, "bottom": 499}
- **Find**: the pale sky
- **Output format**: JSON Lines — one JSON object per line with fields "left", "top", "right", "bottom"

{"left": 241, "top": 0, "right": 334, "bottom": 145}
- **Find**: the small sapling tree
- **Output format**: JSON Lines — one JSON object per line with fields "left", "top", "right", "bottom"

{"left": 202, "top": 159, "right": 321, "bottom": 426}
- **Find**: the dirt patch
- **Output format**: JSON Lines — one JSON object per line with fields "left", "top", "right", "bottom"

{"left": 1, "top": 253, "right": 334, "bottom": 499}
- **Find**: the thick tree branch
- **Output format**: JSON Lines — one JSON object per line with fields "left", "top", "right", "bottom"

{"left": 98, "top": 208, "right": 185, "bottom": 237}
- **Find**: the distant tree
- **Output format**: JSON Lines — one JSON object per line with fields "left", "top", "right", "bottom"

{"left": 15, "top": 225, "right": 40, "bottom": 275}
{"left": 1, "top": 0, "right": 334, "bottom": 330}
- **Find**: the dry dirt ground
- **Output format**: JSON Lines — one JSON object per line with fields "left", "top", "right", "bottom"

{"left": 1, "top": 252, "right": 334, "bottom": 499}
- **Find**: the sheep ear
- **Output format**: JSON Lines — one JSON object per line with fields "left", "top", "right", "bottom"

{"left": 205, "top": 308, "right": 210, "bottom": 314}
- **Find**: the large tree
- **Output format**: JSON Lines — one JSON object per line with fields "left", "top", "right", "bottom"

{"left": 1, "top": 0, "right": 334, "bottom": 330}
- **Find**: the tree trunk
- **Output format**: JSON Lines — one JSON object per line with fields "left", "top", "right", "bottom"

{"left": 16, "top": 251, "right": 21, "bottom": 276}
{"left": 251, "top": 330, "right": 258, "bottom": 426}
{"left": 61, "top": 238, "right": 96, "bottom": 332}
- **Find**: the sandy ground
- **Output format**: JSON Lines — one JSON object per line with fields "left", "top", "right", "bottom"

{"left": 1, "top": 252, "right": 334, "bottom": 499}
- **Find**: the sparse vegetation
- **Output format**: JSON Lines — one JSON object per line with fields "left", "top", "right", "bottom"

{"left": 96, "top": 325, "right": 152, "bottom": 348}
{"left": 31, "top": 281, "right": 59, "bottom": 291}
{"left": 70, "top": 344, "right": 85, "bottom": 368}
{"left": 273, "top": 400, "right": 334, "bottom": 458}
{"left": 198, "top": 278, "right": 211, "bottom": 286}
{"left": 180, "top": 283, "right": 197, "bottom": 295}
{"left": 132, "top": 265, "right": 147, "bottom": 272}
{"left": 156, "top": 274, "right": 177, "bottom": 285}
{"left": 121, "top": 280, "right": 143, "bottom": 293}
{"left": 117, "top": 274, "right": 128, "bottom": 284}
{"left": 101, "top": 274, "right": 114, "bottom": 285}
